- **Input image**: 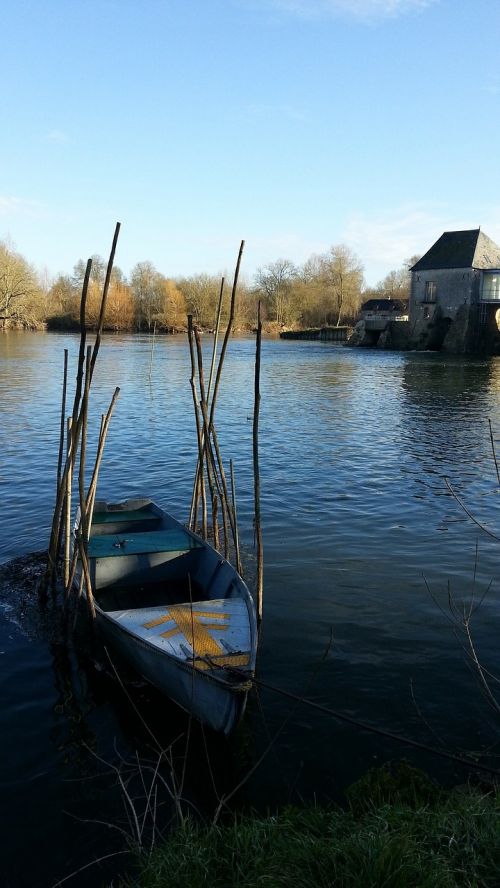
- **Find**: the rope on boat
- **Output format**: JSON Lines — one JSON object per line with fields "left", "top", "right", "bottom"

{"left": 210, "top": 662, "right": 500, "bottom": 779}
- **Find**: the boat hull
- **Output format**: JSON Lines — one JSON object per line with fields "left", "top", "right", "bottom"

{"left": 75, "top": 498, "right": 257, "bottom": 734}
{"left": 97, "top": 607, "right": 247, "bottom": 734}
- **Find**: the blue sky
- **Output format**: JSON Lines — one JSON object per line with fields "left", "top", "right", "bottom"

{"left": 1, "top": 0, "right": 499, "bottom": 286}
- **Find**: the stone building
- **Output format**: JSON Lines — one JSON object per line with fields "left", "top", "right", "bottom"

{"left": 348, "top": 298, "right": 408, "bottom": 347}
{"left": 409, "top": 229, "right": 500, "bottom": 353}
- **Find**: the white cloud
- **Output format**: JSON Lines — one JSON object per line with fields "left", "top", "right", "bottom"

{"left": 248, "top": 0, "right": 436, "bottom": 21}
{"left": 0, "top": 195, "right": 43, "bottom": 218}
{"left": 44, "top": 129, "right": 70, "bottom": 144}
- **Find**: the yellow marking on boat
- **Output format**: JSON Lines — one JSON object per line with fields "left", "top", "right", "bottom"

{"left": 143, "top": 608, "right": 228, "bottom": 630}
{"left": 143, "top": 614, "right": 174, "bottom": 629}
{"left": 188, "top": 611, "right": 227, "bottom": 620}
{"left": 161, "top": 626, "right": 180, "bottom": 639}
{"left": 158, "top": 605, "right": 230, "bottom": 657}
{"left": 194, "top": 653, "right": 250, "bottom": 671}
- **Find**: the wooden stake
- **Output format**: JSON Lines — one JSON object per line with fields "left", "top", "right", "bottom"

{"left": 194, "top": 326, "right": 220, "bottom": 550}
{"left": 89, "top": 222, "right": 121, "bottom": 382}
{"left": 208, "top": 241, "right": 244, "bottom": 431}
{"left": 187, "top": 316, "right": 207, "bottom": 537}
{"left": 56, "top": 349, "right": 68, "bottom": 492}
{"left": 207, "top": 277, "right": 224, "bottom": 401}
{"left": 77, "top": 347, "right": 93, "bottom": 615}
{"left": 148, "top": 320, "right": 157, "bottom": 382}
{"left": 230, "top": 459, "right": 242, "bottom": 576}
{"left": 189, "top": 277, "right": 225, "bottom": 525}
{"left": 64, "top": 417, "right": 73, "bottom": 589}
{"left": 85, "top": 387, "right": 121, "bottom": 514}
{"left": 253, "top": 301, "right": 263, "bottom": 625}
{"left": 41, "top": 224, "right": 121, "bottom": 599}
{"left": 39, "top": 260, "right": 91, "bottom": 600}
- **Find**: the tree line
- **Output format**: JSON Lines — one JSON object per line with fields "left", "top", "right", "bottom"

{"left": 0, "top": 239, "right": 417, "bottom": 333}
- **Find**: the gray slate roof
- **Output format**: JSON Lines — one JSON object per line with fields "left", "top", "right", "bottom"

{"left": 412, "top": 229, "right": 500, "bottom": 272}
{"left": 361, "top": 299, "right": 407, "bottom": 312}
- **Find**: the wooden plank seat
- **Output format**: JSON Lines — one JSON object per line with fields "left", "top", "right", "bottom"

{"left": 92, "top": 509, "right": 160, "bottom": 526}
{"left": 91, "top": 509, "right": 162, "bottom": 535}
{"left": 88, "top": 528, "right": 202, "bottom": 559}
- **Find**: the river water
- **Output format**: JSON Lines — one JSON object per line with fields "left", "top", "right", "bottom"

{"left": 1, "top": 332, "right": 500, "bottom": 887}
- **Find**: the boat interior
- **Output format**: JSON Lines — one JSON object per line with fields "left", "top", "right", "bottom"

{"left": 88, "top": 499, "right": 245, "bottom": 614}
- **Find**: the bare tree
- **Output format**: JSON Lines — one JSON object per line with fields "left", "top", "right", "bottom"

{"left": 177, "top": 274, "right": 221, "bottom": 328}
{"left": 158, "top": 279, "right": 187, "bottom": 329}
{"left": 130, "top": 261, "right": 164, "bottom": 331}
{"left": 255, "top": 259, "right": 298, "bottom": 326}
{"left": 317, "top": 245, "right": 364, "bottom": 327}
{"left": 0, "top": 241, "right": 42, "bottom": 328}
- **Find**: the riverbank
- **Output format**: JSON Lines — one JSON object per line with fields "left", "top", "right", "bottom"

{"left": 125, "top": 764, "right": 500, "bottom": 887}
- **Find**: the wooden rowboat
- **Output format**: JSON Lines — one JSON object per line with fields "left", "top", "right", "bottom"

{"left": 75, "top": 498, "right": 258, "bottom": 734}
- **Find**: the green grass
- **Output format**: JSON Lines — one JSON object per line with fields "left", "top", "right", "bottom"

{"left": 124, "top": 764, "right": 500, "bottom": 887}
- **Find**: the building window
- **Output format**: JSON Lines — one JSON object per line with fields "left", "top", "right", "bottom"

{"left": 423, "top": 281, "right": 437, "bottom": 303}
{"left": 482, "top": 273, "right": 500, "bottom": 301}
{"left": 479, "top": 304, "right": 488, "bottom": 325}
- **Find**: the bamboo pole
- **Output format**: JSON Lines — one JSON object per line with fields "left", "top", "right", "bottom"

{"left": 488, "top": 418, "right": 500, "bottom": 487}
{"left": 194, "top": 326, "right": 220, "bottom": 550}
{"left": 208, "top": 241, "right": 244, "bottom": 432}
{"left": 89, "top": 222, "right": 121, "bottom": 382}
{"left": 54, "top": 350, "right": 70, "bottom": 570}
{"left": 77, "top": 346, "right": 96, "bottom": 620}
{"left": 39, "top": 260, "right": 91, "bottom": 600}
{"left": 64, "top": 387, "right": 120, "bottom": 599}
{"left": 148, "top": 320, "right": 157, "bottom": 382}
{"left": 77, "top": 536, "right": 96, "bottom": 621}
{"left": 253, "top": 301, "right": 263, "bottom": 625}
{"left": 201, "top": 244, "right": 244, "bottom": 553}
{"left": 187, "top": 316, "right": 207, "bottom": 537}
{"left": 64, "top": 417, "right": 73, "bottom": 589}
{"left": 56, "top": 349, "right": 69, "bottom": 491}
{"left": 208, "top": 423, "right": 236, "bottom": 550}
{"left": 230, "top": 459, "right": 242, "bottom": 576}
{"left": 188, "top": 243, "right": 243, "bottom": 553}
{"left": 85, "top": 387, "right": 121, "bottom": 514}
{"left": 207, "top": 277, "right": 225, "bottom": 400}
{"left": 189, "top": 277, "right": 225, "bottom": 527}
{"left": 41, "top": 224, "right": 121, "bottom": 599}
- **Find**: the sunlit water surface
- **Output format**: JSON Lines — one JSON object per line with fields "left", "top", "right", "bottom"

{"left": 1, "top": 332, "right": 500, "bottom": 886}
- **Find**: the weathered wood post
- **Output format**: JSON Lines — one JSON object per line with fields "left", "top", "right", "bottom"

{"left": 253, "top": 301, "right": 263, "bottom": 625}
{"left": 187, "top": 315, "right": 207, "bottom": 537}
{"left": 64, "top": 417, "right": 73, "bottom": 589}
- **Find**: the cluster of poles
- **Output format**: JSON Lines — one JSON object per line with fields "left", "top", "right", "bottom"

{"left": 186, "top": 240, "right": 263, "bottom": 624}
{"left": 38, "top": 223, "right": 122, "bottom": 619}
{"left": 38, "top": 228, "right": 263, "bottom": 627}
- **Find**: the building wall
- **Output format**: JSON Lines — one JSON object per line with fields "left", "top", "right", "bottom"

{"left": 409, "top": 267, "right": 481, "bottom": 326}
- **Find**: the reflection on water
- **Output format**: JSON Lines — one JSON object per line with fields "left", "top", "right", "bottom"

{"left": 1, "top": 333, "right": 500, "bottom": 886}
